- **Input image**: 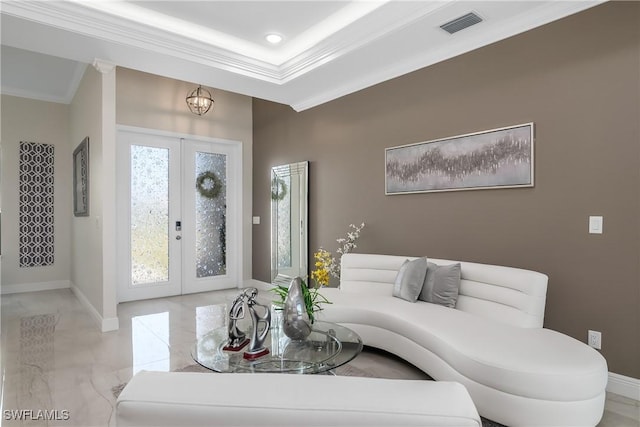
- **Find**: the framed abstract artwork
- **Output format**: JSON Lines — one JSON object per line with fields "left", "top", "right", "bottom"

{"left": 385, "top": 123, "right": 534, "bottom": 195}
{"left": 73, "top": 137, "right": 90, "bottom": 216}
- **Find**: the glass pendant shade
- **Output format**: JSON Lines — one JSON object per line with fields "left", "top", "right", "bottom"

{"left": 186, "top": 85, "right": 214, "bottom": 116}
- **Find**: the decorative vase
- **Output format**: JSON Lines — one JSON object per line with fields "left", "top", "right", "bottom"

{"left": 282, "top": 277, "right": 312, "bottom": 340}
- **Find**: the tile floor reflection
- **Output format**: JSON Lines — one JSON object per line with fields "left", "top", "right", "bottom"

{"left": 1, "top": 288, "right": 243, "bottom": 426}
{"left": 1, "top": 288, "right": 639, "bottom": 427}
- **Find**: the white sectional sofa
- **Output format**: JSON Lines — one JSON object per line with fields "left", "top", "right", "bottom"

{"left": 317, "top": 253, "right": 609, "bottom": 427}
{"left": 116, "top": 371, "right": 482, "bottom": 426}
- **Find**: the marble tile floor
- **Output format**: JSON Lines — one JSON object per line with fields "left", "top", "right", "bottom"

{"left": 1, "top": 288, "right": 638, "bottom": 427}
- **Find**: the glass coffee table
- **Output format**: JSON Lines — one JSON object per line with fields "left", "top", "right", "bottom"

{"left": 192, "top": 320, "right": 362, "bottom": 374}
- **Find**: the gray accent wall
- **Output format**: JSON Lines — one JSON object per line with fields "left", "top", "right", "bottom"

{"left": 253, "top": 2, "right": 640, "bottom": 378}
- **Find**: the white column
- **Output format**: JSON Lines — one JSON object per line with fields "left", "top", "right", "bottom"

{"left": 93, "top": 59, "right": 119, "bottom": 332}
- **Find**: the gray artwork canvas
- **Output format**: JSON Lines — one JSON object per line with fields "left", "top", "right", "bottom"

{"left": 385, "top": 123, "right": 534, "bottom": 194}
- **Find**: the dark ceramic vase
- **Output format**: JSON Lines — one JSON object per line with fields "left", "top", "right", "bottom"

{"left": 282, "top": 277, "right": 312, "bottom": 340}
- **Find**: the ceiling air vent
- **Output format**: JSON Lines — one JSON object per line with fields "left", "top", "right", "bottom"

{"left": 440, "top": 12, "right": 483, "bottom": 34}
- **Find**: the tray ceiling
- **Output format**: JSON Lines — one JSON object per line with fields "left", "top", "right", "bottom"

{"left": 1, "top": 1, "right": 605, "bottom": 111}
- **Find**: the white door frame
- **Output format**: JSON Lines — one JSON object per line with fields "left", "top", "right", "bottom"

{"left": 116, "top": 125, "right": 243, "bottom": 302}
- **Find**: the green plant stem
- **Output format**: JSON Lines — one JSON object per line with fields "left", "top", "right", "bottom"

{"left": 270, "top": 280, "right": 332, "bottom": 324}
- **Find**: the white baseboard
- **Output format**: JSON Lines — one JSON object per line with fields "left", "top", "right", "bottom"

{"left": 608, "top": 372, "right": 640, "bottom": 401}
{"left": 1, "top": 280, "right": 71, "bottom": 294}
{"left": 101, "top": 316, "right": 119, "bottom": 332}
{"left": 70, "top": 285, "right": 102, "bottom": 330}
{"left": 70, "top": 285, "right": 119, "bottom": 332}
{"left": 7, "top": 279, "right": 638, "bottom": 400}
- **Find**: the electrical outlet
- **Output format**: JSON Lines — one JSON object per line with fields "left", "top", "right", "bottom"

{"left": 589, "top": 216, "right": 603, "bottom": 234}
{"left": 588, "top": 330, "right": 602, "bottom": 350}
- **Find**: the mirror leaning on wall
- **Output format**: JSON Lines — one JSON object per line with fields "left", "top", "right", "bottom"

{"left": 270, "top": 161, "right": 308, "bottom": 286}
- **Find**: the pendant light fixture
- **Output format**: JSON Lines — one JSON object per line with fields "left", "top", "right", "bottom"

{"left": 186, "top": 85, "right": 214, "bottom": 116}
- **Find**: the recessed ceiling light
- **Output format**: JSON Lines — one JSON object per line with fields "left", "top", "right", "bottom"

{"left": 265, "top": 33, "right": 283, "bottom": 45}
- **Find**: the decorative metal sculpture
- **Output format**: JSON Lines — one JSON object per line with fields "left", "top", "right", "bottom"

{"left": 223, "top": 289, "right": 251, "bottom": 351}
{"left": 223, "top": 288, "right": 271, "bottom": 360}
{"left": 243, "top": 288, "right": 271, "bottom": 360}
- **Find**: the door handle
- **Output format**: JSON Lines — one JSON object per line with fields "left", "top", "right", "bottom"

{"left": 176, "top": 235, "right": 182, "bottom": 240}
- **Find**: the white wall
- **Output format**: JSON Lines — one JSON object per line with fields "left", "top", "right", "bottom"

{"left": 69, "top": 67, "right": 104, "bottom": 314}
{"left": 0, "top": 66, "right": 251, "bottom": 328}
{"left": 115, "top": 67, "right": 254, "bottom": 283}
{"left": 0, "top": 95, "right": 72, "bottom": 290}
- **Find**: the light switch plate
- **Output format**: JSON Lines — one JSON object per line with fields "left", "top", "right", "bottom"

{"left": 589, "top": 216, "right": 603, "bottom": 234}
{"left": 252, "top": 216, "right": 260, "bottom": 225}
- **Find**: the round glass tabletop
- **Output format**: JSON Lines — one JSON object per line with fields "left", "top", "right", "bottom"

{"left": 192, "top": 320, "right": 363, "bottom": 374}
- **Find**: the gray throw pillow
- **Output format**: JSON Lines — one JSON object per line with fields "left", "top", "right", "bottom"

{"left": 419, "top": 262, "right": 461, "bottom": 308}
{"left": 392, "top": 257, "right": 428, "bottom": 302}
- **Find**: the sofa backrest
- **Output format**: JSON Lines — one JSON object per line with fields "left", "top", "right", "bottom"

{"left": 339, "top": 253, "right": 548, "bottom": 328}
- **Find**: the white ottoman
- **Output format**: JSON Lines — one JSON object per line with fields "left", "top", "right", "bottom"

{"left": 116, "top": 371, "right": 481, "bottom": 427}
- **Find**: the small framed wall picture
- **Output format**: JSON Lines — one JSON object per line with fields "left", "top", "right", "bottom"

{"left": 73, "top": 137, "right": 89, "bottom": 216}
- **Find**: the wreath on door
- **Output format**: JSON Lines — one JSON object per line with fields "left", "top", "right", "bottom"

{"left": 196, "top": 171, "right": 222, "bottom": 199}
{"left": 271, "top": 176, "right": 288, "bottom": 201}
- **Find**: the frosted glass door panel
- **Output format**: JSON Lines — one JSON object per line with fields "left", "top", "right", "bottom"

{"left": 182, "top": 140, "right": 238, "bottom": 294}
{"left": 117, "top": 130, "right": 182, "bottom": 303}
{"left": 130, "top": 145, "right": 170, "bottom": 285}
{"left": 195, "top": 152, "right": 227, "bottom": 278}
{"left": 117, "top": 129, "right": 239, "bottom": 301}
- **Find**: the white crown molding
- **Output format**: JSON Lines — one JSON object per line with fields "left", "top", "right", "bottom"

{"left": 2, "top": 62, "right": 87, "bottom": 105}
{"left": 71, "top": 0, "right": 274, "bottom": 62}
{"left": 0, "top": 1, "right": 453, "bottom": 85}
{"left": 74, "top": 0, "right": 390, "bottom": 66}
{"left": 290, "top": 0, "right": 607, "bottom": 111}
{"left": 278, "top": 2, "right": 448, "bottom": 83}
{"left": 1, "top": 0, "right": 607, "bottom": 111}
{"left": 0, "top": 1, "right": 282, "bottom": 83}
{"left": 0, "top": 85, "right": 70, "bottom": 105}
{"left": 92, "top": 59, "right": 115, "bottom": 74}
{"left": 65, "top": 62, "right": 88, "bottom": 103}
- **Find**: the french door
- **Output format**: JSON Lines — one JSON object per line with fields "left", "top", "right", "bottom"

{"left": 117, "top": 128, "right": 240, "bottom": 302}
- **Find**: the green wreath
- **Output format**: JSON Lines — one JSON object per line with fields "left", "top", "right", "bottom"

{"left": 271, "top": 176, "right": 288, "bottom": 201}
{"left": 196, "top": 171, "right": 222, "bottom": 199}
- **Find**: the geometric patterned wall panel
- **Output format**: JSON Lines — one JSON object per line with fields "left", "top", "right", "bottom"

{"left": 19, "top": 141, "right": 55, "bottom": 267}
